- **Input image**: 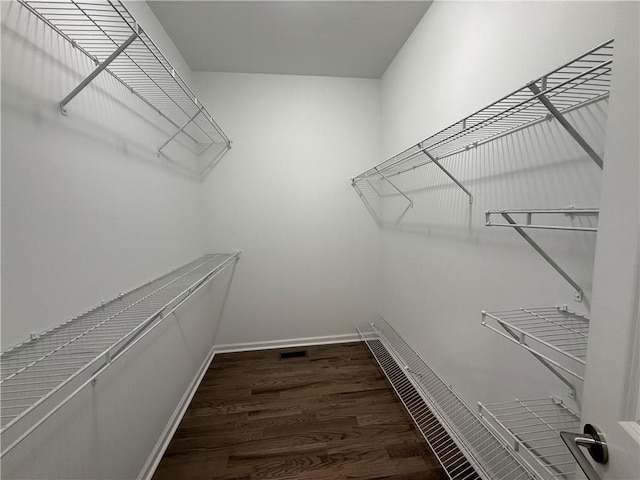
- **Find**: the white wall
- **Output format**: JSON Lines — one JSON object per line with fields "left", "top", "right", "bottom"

{"left": 1, "top": 0, "right": 207, "bottom": 349}
{"left": 194, "top": 72, "right": 381, "bottom": 346}
{"left": 1, "top": 1, "right": 234, "bottom": 478}
{"left": 377, "top": 1, "right": 616, "bottom": 411}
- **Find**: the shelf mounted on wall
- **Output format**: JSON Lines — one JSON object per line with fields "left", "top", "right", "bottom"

{"left": 0, "top": 252, "right": 241, "bottom": 459}
{"left": 485, "top": 208, "right": 599, "bottom": 302}
{"left": 358, "top": 316, "right": 536, "bottom": 480}
{"left": 351, "top": 39, "right": 613, "bottom": 205}
{"left": 481, "top": 306, "right": 590, "bottom": 399}
{"left": 18, "top": 0, "right": 231, "bottom": 177}
{"left": 478, "top": 397, "right": 581, "bottom": 480}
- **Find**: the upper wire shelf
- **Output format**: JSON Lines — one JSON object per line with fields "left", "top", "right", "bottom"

{"left": 352, "top": 39, "right": 613, "bottom": 185}
{"left": 18, "top": 0, "right": 231, "bottom": 161}
{"left": 0, "top": 252, "right": 240, "bottom": 457}
{"left": 478, "top": 397, "right": 580, "bottom": 480}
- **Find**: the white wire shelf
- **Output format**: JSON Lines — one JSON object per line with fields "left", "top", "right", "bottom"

{"left": 0, "top": 252, "right": 240, "bottom": 457}
{"left": 352, "top": 39, "right": 613, "bottom": 199}
{"left": 481, "top": 306, "right": 589, "bottom": 385}
{"left": 485, "top": 208, "right": 599, "bottom": 232}
{"left": 359, "top": 316, "right": 535, "bottom": 480}
{"left": 478, "top": 397, "right": 580, "bottom": 480}
{"left": 18, "top": 0, "right": 231, "bottom": 162}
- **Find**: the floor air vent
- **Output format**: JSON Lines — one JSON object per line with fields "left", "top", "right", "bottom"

{"left": 279, "top": 350, "right": 308, "bottom": 359}
{"left": 358, "top": 317, "right": 535, "bottom": 480}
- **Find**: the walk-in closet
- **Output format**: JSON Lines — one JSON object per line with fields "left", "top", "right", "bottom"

{"left": 1, "top": 1, "right": 639, "bottom": 479}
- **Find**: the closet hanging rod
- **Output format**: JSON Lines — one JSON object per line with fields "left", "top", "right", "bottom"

{"left": 18, "top": 0, "right": 231, "bottom": 154}
{"left": 352, "top": 38, "right": 613, "bottom": 183}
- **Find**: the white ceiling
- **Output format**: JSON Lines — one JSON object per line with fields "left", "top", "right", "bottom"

{"left": 148, "top": 1, "right": 432, "bottom": 78}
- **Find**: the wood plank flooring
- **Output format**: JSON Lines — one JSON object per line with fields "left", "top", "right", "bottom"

{"left": 153, "top": 342, "right": 448, "bottom": 480}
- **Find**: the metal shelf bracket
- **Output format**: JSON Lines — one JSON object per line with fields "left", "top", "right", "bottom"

{"left": 500, "top": 212, "right": 585, "bottom": 302}
{"left": 375, "top": 167, "right": 413, "bottom": 208}
{"left": 486, "top": 208, "right": 599, "bottom": 232}
{"left": 60, "top": 26, "right": 140, "bottom": 116}
{"left": 158, "top": 105, "right": 204, "bottom": 155}
{"left": 528, "top": 80, "right": 604, "bottom": 169}
{"left": 420, "top": 147, "right": 473, "bottom": 204}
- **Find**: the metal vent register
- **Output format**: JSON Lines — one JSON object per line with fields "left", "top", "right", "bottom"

{"left": 358, "top": 317, "right": 535, "bottom": 480}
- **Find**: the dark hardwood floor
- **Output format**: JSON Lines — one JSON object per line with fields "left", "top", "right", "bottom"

{"left": 152, "top": 342, "right": 447, "bottom": 480}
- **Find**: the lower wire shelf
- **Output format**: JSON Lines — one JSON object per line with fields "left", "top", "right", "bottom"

{"left": 0, "top": 252, "right": 240, "bottom": 457}
{"left": 359, "top": 317, "right": 535, "bottom": 480}
{"left": 478, "top": 397, "right": 580, "bottom": 480}
{"left": 481, "top": 306, "right": 589, "bottom": 385}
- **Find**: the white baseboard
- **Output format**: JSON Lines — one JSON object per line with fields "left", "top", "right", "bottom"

{"left": 214, "top": 333, "right": 361, "bottom": 354}
{"left": 137, "top": 344, "right": 217, "bottom": 480}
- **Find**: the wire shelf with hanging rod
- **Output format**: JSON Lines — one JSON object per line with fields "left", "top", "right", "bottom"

{"left": 351, "top": 39, "right": 613, "bottom": 204}
{"left": 478, "top": 397, "right": 581, "bottom": 480}
{"left": 359, "top": 316, "right": 536, "bottom": 480}
{"left": 0, "top": 252, "right": 240, "bottom": 458}
{"left": 17, "top": 0, "right": 231, "bottom": 172}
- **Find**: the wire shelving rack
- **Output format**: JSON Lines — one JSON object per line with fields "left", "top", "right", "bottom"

{"left": 359, "top": 316, "right": 535, "bottom": 480}
{"left": 481, "top": 307, "right": 589, "bottom": 398}
{"left": 481, "top": 306, "right": 589, "bottom": 382}
{"left": 351, "top": 39, "right": 613, "bottom": 203}
{"left": 0, "top": 252, "right": 240, "bottom": 457}
{"left": 485, "top": 209, "right": 599, "bottom": 233}
{"left": 478, "top": 397, "right": 580, "bottom": 480}
{"left": 17, "top": 0, "right": 231, "bottom": 171}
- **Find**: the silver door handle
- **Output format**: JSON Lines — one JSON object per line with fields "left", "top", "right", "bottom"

{"left": 560, "top": 424, "right": 608, "bottom": 480}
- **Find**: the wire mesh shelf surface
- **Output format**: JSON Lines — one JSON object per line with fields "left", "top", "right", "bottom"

{"left": 481, "top": 306, "right": 589, "bottom": 381}
{"left": 478, "top": 397, "right": 580, "bottom": 479}
{"left": 18, "top": 0, "right": 230, "bottom": 151}
{"left": 0, "top": 252, "right": 239, "bottom": 448}
{"left": 359, "top": 317, "right": 535, "bottom": 480}
{"left": 353, "top": 39, "right": 613, "bottom": 183}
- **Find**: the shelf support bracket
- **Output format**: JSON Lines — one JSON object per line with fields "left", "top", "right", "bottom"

{"left": 158, "top": 106, "right": 204, "bottom": 155}
{"left": 502, "top": 213, "right": 584, "bottom": 302}
{"left": 60, "top": 28, "right": 140, "bottom": 116}
{"left": 528, "top": 81, "right": 604, "bottom": 169}
{"left": 495, "top": 319, "right": 577, "bottom": 399}
{"left": 375, "top": 167, "right": 413, "bottom": 208}
{"left": 421, "top": 148, "right": 473, "bottom": 204}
